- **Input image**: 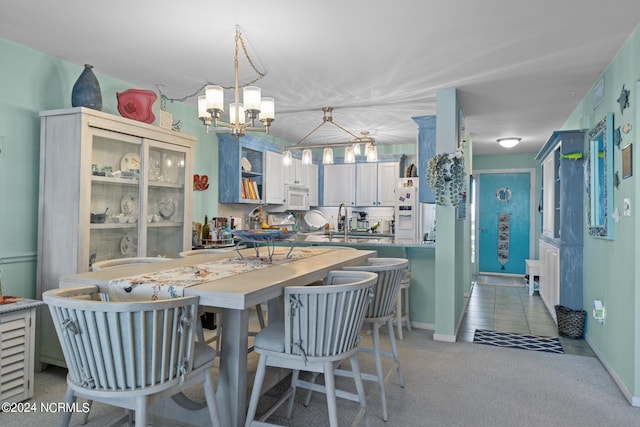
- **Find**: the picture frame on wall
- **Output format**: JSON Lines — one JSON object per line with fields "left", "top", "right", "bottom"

{"left": 622, "top": 143, "right": 633, "bottom": 179}
{"left": 593, "top": 76, "right": 604, "bottom": 110}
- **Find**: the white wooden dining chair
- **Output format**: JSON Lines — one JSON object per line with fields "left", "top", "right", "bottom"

{"left": 178, "top": 249, "right": 266, "bottom": 350}
{"left": 178, "top": 249, "right": 231, "bottom": 257}
{"left": 90, "top": 255, "right": 222, "bottom": 345}
{"left": 43, "top": 285, "right": 221, "bottom": 427}
{"left": 339, "top": 257, "right": 409, "bottom": 422}
{"left": 244, "top": 270, "right": 378, "bottom": 427}
{"left": 90, "top": 256, "right": 171, "bottom": 271}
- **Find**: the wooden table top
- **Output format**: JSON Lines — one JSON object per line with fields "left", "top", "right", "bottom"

{"left": 59, "top": 247, "right": 376, "bottom": 310}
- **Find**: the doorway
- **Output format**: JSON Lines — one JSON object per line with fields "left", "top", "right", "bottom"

{"left": 476, "top": 171, "right": 535, "bottom": 275}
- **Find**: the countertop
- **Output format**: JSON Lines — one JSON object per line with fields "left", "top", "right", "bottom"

{"left": 291, "top": 231, "right": 436, "bottom": 249}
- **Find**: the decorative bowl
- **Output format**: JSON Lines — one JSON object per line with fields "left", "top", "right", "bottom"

{"left": 90, "top": 212, "right": 107, "bottom": 223}
{"left": 116, "top": 89, "right": 157, "bottom": 124}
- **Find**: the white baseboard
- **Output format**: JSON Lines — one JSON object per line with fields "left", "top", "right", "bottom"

{"left": 433, "top": 333, "right": 457, "bottom": 342}
{"left": 586, "top": 334, "right": 640, "bottom": 407}
{"left": 411, "top": 322, "right": 458, "bottom": 342}
{"left": 409, "top": 321, "right": 434, "bottom": 331}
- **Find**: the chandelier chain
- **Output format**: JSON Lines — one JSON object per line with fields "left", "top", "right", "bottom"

{"left": 159, "top": 29, "right": 266, "bottom": 105}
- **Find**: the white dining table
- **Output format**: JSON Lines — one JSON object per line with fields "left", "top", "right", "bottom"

{"left": 59, "top": 246, "right": 376, "bottom": 427}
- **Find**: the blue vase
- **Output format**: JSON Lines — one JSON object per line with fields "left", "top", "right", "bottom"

{"left": 71, "top": 64, "right": 102, "bottom": 110}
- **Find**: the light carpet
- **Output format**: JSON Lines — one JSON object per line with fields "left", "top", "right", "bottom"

{"left": 6, "top": 330, "right": 639, "bottom": 427}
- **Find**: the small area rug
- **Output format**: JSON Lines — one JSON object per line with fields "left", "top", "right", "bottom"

{"left": 473, "top": 329, "right": 564, "bottom": 354}
{"left": 476, "top": 274, "right": 524, "bottom": 287}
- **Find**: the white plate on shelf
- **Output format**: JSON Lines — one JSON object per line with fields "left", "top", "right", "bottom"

{"left": 120, "top": 232, "right": 138, "bottom": 256}
{"left": 121, "top": 152, "right": 140, "bottom": 172}
{"left": 241, "top": 157, "right": 252, "bottom": 172}
{"left": 121, "top": 192, "right": 139, "bottom": 216}
{"left": 158, "top": 196, "right": 176, "bottom": 220}
{"left": 304, "top": 210, "right": 328, "bottom": 229}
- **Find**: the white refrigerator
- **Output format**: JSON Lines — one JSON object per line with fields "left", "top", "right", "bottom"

{"left": 394, "top": 185, "right": 420, "bottom": 244}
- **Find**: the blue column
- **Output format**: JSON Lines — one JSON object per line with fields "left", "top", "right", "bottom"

{"left": 412, "top": 115, "right": 436, "bottom": 203}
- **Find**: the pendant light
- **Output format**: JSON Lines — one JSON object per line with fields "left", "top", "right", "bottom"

{"left": 323, "top": 147, "right": 334, "bottom": 164}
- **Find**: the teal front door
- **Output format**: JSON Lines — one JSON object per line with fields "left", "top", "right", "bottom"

{"left": 478, "top": 172, "right": 530, "bottom": 274}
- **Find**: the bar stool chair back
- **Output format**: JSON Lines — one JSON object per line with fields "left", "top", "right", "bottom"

{"left": 341, "top": 257, "right": 409, "bottom": 421}
{"left": 395, "top": 269, "right": 411, "bottom": 339}
{"left": 244, "top": 270, "right": 378, "bottom": 427}
{"left": 91, "top": 256, "right": 222, "bottom": 343}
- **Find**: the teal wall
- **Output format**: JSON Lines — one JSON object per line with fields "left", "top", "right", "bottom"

{"left": 561, "top": 27, "right": 640, "bottom": 402}
{"left": 433, "top": 88, "right": 470, "bottom": 341}
{"left": 0, "top": 37, "right": 217, "bottom": 297}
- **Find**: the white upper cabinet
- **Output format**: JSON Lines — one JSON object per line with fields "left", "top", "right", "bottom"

{"left": 377, "top": 162, "right": 400, "bottom": 205}
{"left": 355, "top": 162, "right": 400, "bottom": 206}
{"left": 284, "top": 158, "right": 307, "bottom": 186}
{"left": 284, "top": 157, "right": 318, "bottom": 204}
{"left": 264, "top": 150, "right": 285, "bottom": 204}
{"left": 307, "top": 163, "right": 319, "bottom": 206}
{"left": 323, "top": 163, "right": 356, "bottom": 206}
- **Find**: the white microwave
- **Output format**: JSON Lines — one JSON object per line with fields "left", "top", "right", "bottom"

{"left": 274, "top": 184, "right": 309, "bottom": 211}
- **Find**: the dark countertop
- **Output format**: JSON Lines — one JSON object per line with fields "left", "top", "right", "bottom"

{"left": 291, "top": 231, "right": 435, "bottom": 249}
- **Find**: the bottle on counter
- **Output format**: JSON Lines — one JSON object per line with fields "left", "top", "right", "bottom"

{"left": 221, "top": 221, "right": 232, "bottom": 244}
{"left": 192, "top": 221, "right": 199, "bottom": 247}
{"left": 202, "top": 215, "right": 210, "bottom": 244}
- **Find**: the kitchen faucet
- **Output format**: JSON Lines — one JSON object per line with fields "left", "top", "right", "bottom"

{"left": 337, "top": 203, "right": 348, "bottom": 239}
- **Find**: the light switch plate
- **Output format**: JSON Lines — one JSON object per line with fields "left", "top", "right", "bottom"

{"left": 0, "top": 136, "right": 6, "bottom": 159}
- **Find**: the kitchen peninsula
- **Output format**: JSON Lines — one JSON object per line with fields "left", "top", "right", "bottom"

{"left": 282, "top": 233, "right": 436, "bottom": 332}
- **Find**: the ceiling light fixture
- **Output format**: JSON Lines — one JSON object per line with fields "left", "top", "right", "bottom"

{"left": 344, "top": 146, "right": 356, "bottom": 163}
{"left": 323, "top": 147, "right": 334, "bottom": 164}
{"left": 301, "top": 149, "right": 313, "bottom": 165}
{"left": 497, "top": 137, "right": 521, "bottom": 148}
{"left": 197, "top": 26, "right": 275, "bottom": 136}
{"left": 282, "top": 150, "right": 292, "bottom": 166}
{"left": 284, "top": 107, "right": 376, "bottom": 165}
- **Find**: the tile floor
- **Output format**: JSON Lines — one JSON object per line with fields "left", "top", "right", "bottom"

{"left": 458, "top": 274, "right": 595, "bottom": 356}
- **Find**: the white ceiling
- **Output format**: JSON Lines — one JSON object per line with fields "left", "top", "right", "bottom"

{"left": 2, "top": 1, "right": 639, "bottom": 154}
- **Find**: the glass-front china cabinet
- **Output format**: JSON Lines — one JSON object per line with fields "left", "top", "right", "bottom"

{"left": 36, "top": 107, "right": 194, "bottom": 368}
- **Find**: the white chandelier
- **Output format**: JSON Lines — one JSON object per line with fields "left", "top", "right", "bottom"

{"left": 198, "top": 27, "right": 274, "bottom": 136}
{"left": 285, "top": 107, "right": 377, "bottom": 165}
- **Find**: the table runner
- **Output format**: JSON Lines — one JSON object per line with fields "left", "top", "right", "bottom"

{"left": 108, "top": 247, "right": 324, "bottom": 301}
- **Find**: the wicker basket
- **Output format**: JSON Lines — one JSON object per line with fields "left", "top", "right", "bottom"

{"left": 555, "top": 305, "right": 586, "bottom": 339}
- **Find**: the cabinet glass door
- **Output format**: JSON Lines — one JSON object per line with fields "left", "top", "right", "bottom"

{"left": 144, "top": 141, "right": 188, "bottom": 258}
{"left": 89, "top": 128, "right": 142, "bottom": 268}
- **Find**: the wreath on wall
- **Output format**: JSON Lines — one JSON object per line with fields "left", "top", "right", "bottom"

{"left": 426, "top": 150, "right": 466, "bottom": 206}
